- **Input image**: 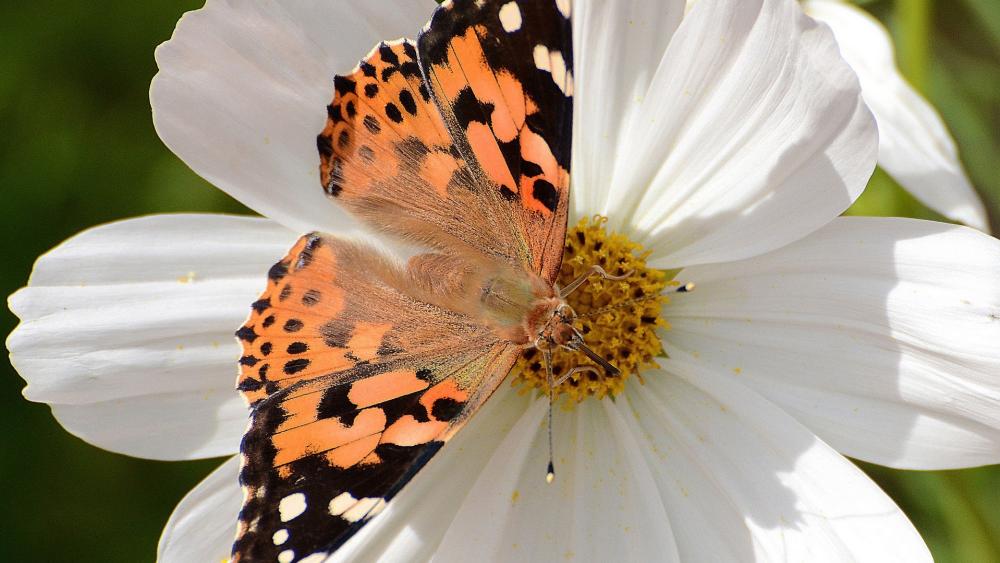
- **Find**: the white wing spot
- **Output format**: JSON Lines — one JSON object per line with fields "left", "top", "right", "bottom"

{"left": 278, "top": 549, "right": 295, "bottom": 563}
{"left": 556, "top": 0, "right": 571, "bottom": 18}
{"left": 499, "top": 2, "right": 522, "bottom": 32}
{"left": 533, "top": 46, "right": 572, "bottom": 95}
{"left": 342, "top": 497, "right": 384, "bottom": 523}
{"left": 549, "top": 51, "right": 568, "bottom": 92}
{"left": 279, "top": 493, "right": 307, "bottom": 522}
{"left": 328, "top": 492, "right": 357, "bottom": 517}
{"left": 272, "top": 529, "right": 289, "bottom": 546}
{"left": 533, "top": 45, "right": 551, "bottom": 71}
{"left": 299, "top": 554, "right": 328, "bottom": 563}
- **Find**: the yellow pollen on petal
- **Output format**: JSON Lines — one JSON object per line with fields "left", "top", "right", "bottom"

{"left": 513, "top": 216, "right": 671, "bottom": 403}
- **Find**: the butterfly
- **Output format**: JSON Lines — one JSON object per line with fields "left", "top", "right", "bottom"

{"left": 229, "top": 1, "right": 619, "bottom": 561}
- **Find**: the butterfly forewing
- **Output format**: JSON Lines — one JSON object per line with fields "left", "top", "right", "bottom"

{"left": 318, "top": 38, "right": 530, "bottom": 272}
{"left": 318, "top": 0, "right": 573, "bottom": 283}
{"left": 418, "top": 0, "right": 574, "bottom": 283}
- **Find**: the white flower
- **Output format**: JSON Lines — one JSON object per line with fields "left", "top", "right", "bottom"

{"left": 686, "top": 0, "right": 990, "bottom": 231}
{"left": 804, "top": 0, "right": 990, "bottom": 231}
{"left": 8, "top": 0, "right": 1000, "bottom": 561}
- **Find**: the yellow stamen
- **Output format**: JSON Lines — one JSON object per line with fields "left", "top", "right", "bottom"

{"left": 513, "top": 216, "right": 670, "bottom": 403}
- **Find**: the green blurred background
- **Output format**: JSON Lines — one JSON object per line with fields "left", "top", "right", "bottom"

{"left": 1, "top": 0, "right": 998, "bottom": 561}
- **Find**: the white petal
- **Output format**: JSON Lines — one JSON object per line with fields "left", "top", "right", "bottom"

{"left": 668, "top": 216, "right": 1000, "bottom": 469}
{"left": 604, "top": 0, "right": 875, "bottom": 268}
{"left": 151, "top": 0, "right": 437, "bottom": 234}
{"left": 624, "top": 362, "right": 930, "bottom": 561}
{"left": 571, "top": 0, "right": 687, "bottom": 220}
{"left": 436, "top": 398, "right": 680, "bottom": 562}
{"left": 158, "top": 455, "right": 242, "bottom": 563}
{"left": 8, "top": 214, "right": 298, "bottom": 460}
{"left": 805, "top": 0, "right": 989, "bottom": 232}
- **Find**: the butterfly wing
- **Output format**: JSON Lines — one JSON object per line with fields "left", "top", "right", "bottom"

{"left": 317, "top": 0, "right": 573, "bottom": 283}
{"left": 232, "top": 234, "right": 520, "bottom": 561}
{"left": 318, "top": 38, "right": 531, "bottom": 274}
{"left": 418, "top": 0, "right": 574, "bottom": 283}
{"left": 233, "top": 2, "right": 575, "bottom": 559}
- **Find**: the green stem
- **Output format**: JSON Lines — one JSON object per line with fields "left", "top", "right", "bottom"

{"left": 895, "top": 0, "right": 933, "bottom": 93}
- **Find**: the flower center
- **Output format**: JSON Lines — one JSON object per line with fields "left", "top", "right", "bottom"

{"left": 514, "top": 216, "right": 671, "bottom": 403}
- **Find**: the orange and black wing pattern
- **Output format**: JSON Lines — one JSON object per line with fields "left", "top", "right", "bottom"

{"left": 418, "top": 0, "right": 574, "bottom": 283}
{"left": 317, "top": 0, "right": 574, "bottom": 282}
{"left": 317, "top": 38, "right": 530, "bottom": 271}
{"left": 234, "top": 1, "right": 575, "bottom": 561}
{"left": 232, "top": 235, "right": 519, "bottom": 561}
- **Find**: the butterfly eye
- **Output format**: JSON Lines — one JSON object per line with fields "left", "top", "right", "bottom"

{"left": 556, "top": 303, "right": 575, "bottom": 321}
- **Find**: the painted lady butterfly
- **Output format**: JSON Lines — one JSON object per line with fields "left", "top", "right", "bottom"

{"left": 230, "top": 1, "right": 618, "bottom": 560}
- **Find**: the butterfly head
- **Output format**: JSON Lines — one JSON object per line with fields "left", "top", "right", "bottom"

{"left": 540, "top": 302, "right": 577, "bottom": 346}
{"left": 533, "top": 301, "right": 621, "bottom": 377}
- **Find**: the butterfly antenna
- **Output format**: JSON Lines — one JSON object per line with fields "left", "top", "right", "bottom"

{"left": 543, "top": 349, "right": 556, "bottom": 484}
{"left": 578, "top": 282, "right": 696, "bottom": 319}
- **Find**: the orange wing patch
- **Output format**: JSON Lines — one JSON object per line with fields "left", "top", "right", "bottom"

{"left": 347, "top": 369, "right": 429, "bottom": 409}
{"left": 425, "top": 24, "right": 561, "bottom": 216}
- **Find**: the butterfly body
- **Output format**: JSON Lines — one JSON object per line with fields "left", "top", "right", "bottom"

{"left": 474, "top": 267, "right": 559, "bottom": 345}
{"left": 233, "top": 1, "right": 577, "bottom": 561}
{"left": 405, "top": 249, "right": 580, "bottom": 351}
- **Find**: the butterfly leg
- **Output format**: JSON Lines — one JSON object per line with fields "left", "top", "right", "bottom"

{"left": 553, "top": 365, "right": 602, "bottom": 387}
{"left": 558, "top": 265, "right": 633, "bottom": 298}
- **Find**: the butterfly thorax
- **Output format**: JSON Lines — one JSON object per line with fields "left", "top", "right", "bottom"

{"left": 475, "top": 269, "right": 561, "bottom": 347}
{"left": 402, "top": 249, "right": 561, "bottom": 347}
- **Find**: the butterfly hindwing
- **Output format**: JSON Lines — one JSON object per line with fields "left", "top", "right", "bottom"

{"left": 233, "top": 234, "right": 520, "bottom": 562}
